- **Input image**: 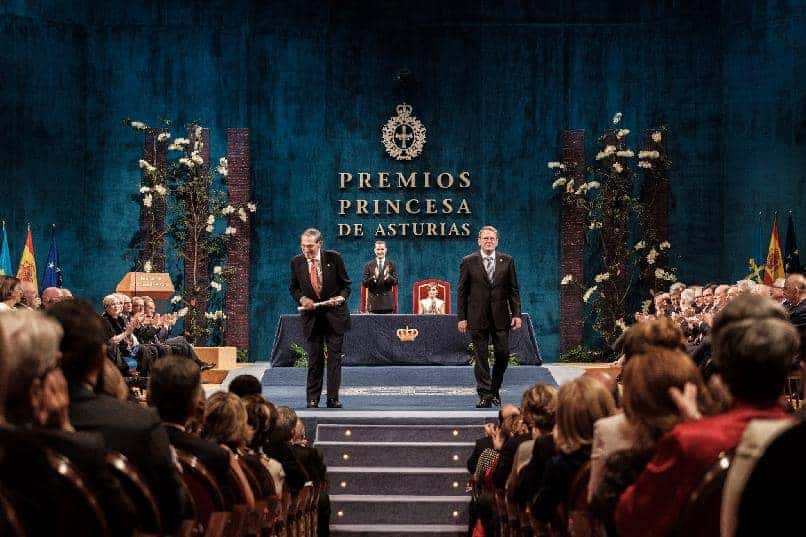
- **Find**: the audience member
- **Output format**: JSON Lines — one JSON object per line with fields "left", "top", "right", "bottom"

{"left": 0, "top": 309, "right": 137, "bottom": 536}
{"left": 41, "top": 286, "right": 63, "bottom": 309}
{"left": 242, "top": 394, "right": 285, "bottom": 495}
{"left": 288, "top": 412, "right": 331, "bottom": 537}
{"left": 531, "top": 375, "right": 616, "bottom": 522}
{"left": 47, "top": 298, "right": 190, "bottom": 533}
{"left": 0, "top": 276, "right": 22, "bottom": 311}
{"left": 18, "top": 280, "right": 40, "bottom": 309}
{"left": 614, "top": 294, "right": 799, "bottom": 537}
{"left": 510, "top": 384, "right": 558, "bottom": 506}
{"left": 229, "top": 374, "right": 263, "bottom": 398}
{"left": 148, "top": 355, "right": 234, "bottom": 505}
{"left": 264, "top": 406, "right": 309, "bottom": 495}
{"left": 201, "top": 392, "right": 256, "bottom": 509}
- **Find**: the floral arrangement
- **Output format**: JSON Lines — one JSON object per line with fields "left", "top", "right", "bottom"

{"left": 126, "top": 119, "right": 257, "bottom": 345}
{"left": 550, "top": 113, "right": 675, "bottom": 349}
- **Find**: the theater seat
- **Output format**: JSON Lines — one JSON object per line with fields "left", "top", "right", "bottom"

{"left": 175, "top": 450, "right": 230, "bottom": 535}
{"left": 46, "top": 450, "right": 110, "bottom": 536}
{"left": 0, "top": 489, "right": 25, "bottom": 537}
{"left": 675, "top": 450, "right": 733, "bottom": 537}
{"left": 106, "top": 450, "right": 163, "bottom": 534}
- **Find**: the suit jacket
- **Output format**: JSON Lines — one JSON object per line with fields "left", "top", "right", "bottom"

{"left": 786, "top": 299, "right": 806, "bottom": 358}
{"left": 289, "top": 250, "right": 351, "bottom": 338}
{"left": 362, "top": 258, "right": 398, "bottom": 312}
{"left": 457, "top": 251, "right": 521, "bottom": 330}
{"left": 614, "top": 404, "right": 788, "bottom": 537}
{"left": 264, "top": 438, "right": 309, "bottom": 495}
{"left": 68, "top": 383, "right": 189, "bottom": 533}
{"left": 467, "top": 435, "right": 494, "bottom": 474}
{"left": 291, "top": 444, "right": 328, "bottom": 482}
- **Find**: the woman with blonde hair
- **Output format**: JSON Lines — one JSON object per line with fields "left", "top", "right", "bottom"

{"left": 531, "top": 376, "right": 616, "bottom": 522}
{"left": 202, "top": 392, "right": 255, "bottom": 508}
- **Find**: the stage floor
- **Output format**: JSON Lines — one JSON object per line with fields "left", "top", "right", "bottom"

{"left": 210, "top": 363, "right": 585, "bottom": 412}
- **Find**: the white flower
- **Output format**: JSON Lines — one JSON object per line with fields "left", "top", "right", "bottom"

{"left": 646, "top": 248, "right": 658, "bottom": 265}
{"left": 210, "top": 281, "right": 222, "bottom": 291}
{"left": 551, "top": 178, "right": 567, "bottom": 190}
{"left": 157, "top": 132, "right": 171, "bottom": 142}
{"left": 547, "top": 161, "right": 565, "bottom": 170}
{"left": 612, "top": 162, "right": 624, "bottom": 173}
{"left": 177, "top": 307, "right": 188, "bottom": 317}
{"left": 247, "top": 202, "right": 257, "bottom": 212}
{"left": 238, "top": 207, "right": 248, "bottom": 222}
{"left": 213, "top": 266, "right": 222, "bottom": 274}
{"left": 616, "top": 150, "right": 634, "bottom": 157}
{"left": 153, "top": 184, "right": 167, "bottom": 196}
{"left": 138, "top": 159, "right": 156, "bottom": 173}
{"left": 130, "top": 121, "right": 147, "bottom": 130}
{"left": 205, "top": 225, "right": 214, "bottom": 233}
{"left": 139, "top": 186, "right": 151, "bottom": 193}
{"left": 179, "top": 157, "right": 194, "bottom": 168}
{"left": 652, "top": 131, "right": 662, "bottom": 143}
{"left": 191, "top": 151, "right": 204, "bottom": 165}
{"left": 224, "top": 226, "right": 237, "bottom": 235}
{"left": 638, "top": 161, "right": 653, "bottom": 169}
{"left": 167, "top": 143, "right": 183, "bottom": 151}
{"left": 612, "top": 112, "right": 622, "bottom": 124}
{"left": 204, "top": 312, "right": 214, "bottom": 319}
{"left": 589, "top": 221, "right": 602, "bottom": 230}
{"left": 561, "top": 275, "right": 574, "bottom": 285}
{"left": 634, "top": 240, "right": 646, "bottom": 250}
{"left": 143, "top": 261, "right": 152, "bottom": 273}
{"left": 207, "top": 215, "right": 215, "bottom": 225}
{"left": 194, "top": 125, "right": 203, "bottom": 138}
{"left": 616, "top": 129, "right": 630, "bottom": 139}
{"left": 565, "top": 179, "right": 575, "bottom": 193}
{"left": 219, "top": 157, "right": 227, "bottom": 167}
{"left": 583, "top": 286, "right": 598, "bottom": 303}
{"left": 615, "top": 318, "right": 627, "bottom": 331}
{"left": 594, "top": 272, "right": 610, "bottom": 283}
{"left": 221, "top": 205, "right": 235, "bottom": 215}
{"left": 216, "top": 165, "right": 228, "bottom": 176}
{"left": 170, "top": 295, "right": 183, "bottom": 304}
{"left": 659, "top": 241, "right": 671, "bottom": 250}
{"left": 655, "top": 268, "right": 677, "bottom": 281}
{"left": 595, "top": 151, "right": 607, "bottom": 161}
{"left": 638, "top": 150, "right": 660, "bottom": 159}
{"left": 142, "top": 193, "right": 153, "bottom": 207}
{"left": 586, "top": 181, "right": 601, "bottom": 190}
{"left": 575, "top": 184, "right": 588, "bottom": 196}
{"left": 173, "top": 137, "right": 190, "bottom": 146}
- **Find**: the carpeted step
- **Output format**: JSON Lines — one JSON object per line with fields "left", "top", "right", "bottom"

{"left": 317, "top": 423, "right": 484, "bottom": 442}
{"left": 330, "top": 523, "right": 466, "bottom": 536}
{"left": 328, "top": 466, "right": 470, "bottom": 496}
{"left": 317, "top": 441, "right": 474, "bottom": 468}
{"left": 330, "top": 494, "right": 470, "bottom": 526}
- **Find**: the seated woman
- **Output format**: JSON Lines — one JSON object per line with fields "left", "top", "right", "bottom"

{"left": 0, "top": 276, "right": 23, "bottom": 312}
{"left": 418, "top": 285, "right": 446, "bottom": 314}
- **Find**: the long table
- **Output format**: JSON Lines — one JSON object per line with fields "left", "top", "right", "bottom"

{"left": 270, "top": 313, "right": 541, "bottom": 366}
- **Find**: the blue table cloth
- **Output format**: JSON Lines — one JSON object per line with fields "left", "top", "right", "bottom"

{"left": 270, "top": 313, "right": 541, "bottom": 366}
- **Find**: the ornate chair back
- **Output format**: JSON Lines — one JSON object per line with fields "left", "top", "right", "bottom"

{"left": 46, "top": 450, "right": 110, "bottom": 537}
{"left": 106, "top": 450, "right": 162, "bottom": 534}
{"left": 175, "top": 450, "right": 227, "bottom": 526}
{"left": 412, "top": 278, "right": 451, "bottom": 314}
{"left": 675, "top": 450, "right": 733, "bottom": 537}
{"left": 360, "top": 284, "right": 399, "bottom": 313}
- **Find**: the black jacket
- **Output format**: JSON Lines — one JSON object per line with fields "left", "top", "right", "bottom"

{"left": 362, "top": 258, "right": 398, "bottom": 312}
{"left": 457, "top": 251, "right": 521, "bottom": 331}
{"left": 289, "top": 250, "right": 351, "bottom": 337}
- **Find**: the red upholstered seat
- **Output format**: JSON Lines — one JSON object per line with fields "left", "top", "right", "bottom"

{"left": 412, "top": 279, "right": 451, "bottom": 314}
{"left": 359, "top": 284, "right": 399, "bottom": 313}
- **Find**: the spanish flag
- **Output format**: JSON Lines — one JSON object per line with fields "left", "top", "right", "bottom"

{"left": 763, "top": 214, "right": 785, "bottom": 284}
{"left": 16, "top": 225, "right": 38, "bottom": 291}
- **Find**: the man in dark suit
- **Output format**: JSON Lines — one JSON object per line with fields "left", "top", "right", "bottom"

{"left": 148, "top": 354, "right": 233, "bottom": 505}
{"left": 457, "top": 225, "right": 522, "bottom": 408}
{"left": 47, "top": 299, "right": 190, "bottom": 534}
{"left": 783, "top": 273, "right": 806, "bottom": 359}
{"left": 289, "top": 228, "right": 351, "bottom": 408}
{"left": 362, "top": 239, "right": 398, "bottom": 314}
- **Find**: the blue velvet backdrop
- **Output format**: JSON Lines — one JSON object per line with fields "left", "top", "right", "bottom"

{"left": 1, "top": 1, "right": 804, "bottom": 362}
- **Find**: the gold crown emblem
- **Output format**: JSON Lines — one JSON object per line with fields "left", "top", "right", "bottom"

{"left": 396, "top": 326, "right": 419, "bottom": 342}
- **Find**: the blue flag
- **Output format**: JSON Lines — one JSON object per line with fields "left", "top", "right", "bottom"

{"left": 42, "top": 226, "right": 62, "bottom": 288}
{"left": 0, "top": 223, "right": 11, "bottom": 276}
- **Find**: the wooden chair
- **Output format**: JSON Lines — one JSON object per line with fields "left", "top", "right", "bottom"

{"left": 237, "top": 454, "right": 283, "bottom": 536}
{"left": 359, "top": 284, "right": 399, "bottom": 313}
{"left": 45, "top": 449, "right": 110, "bottom": 537}
{"left": 287, "top": 485, "right": 312, "bottom": 537}
{"left": 106, "top": 450, "right": 162, "bottom": 535}
{"left": 0, "top": 488, "right": 25, "bottom": 537}
{"left": 674, "top": 450, "right": 733, "bottom": 537}
{"left": 175, "top": 450, "right": 231, "bottom": 537}
{"left": 562, "top": 461, "right": 604, "bottom": 537}
{"left": 412, "top": 278, "right": 451, "bottom": 314}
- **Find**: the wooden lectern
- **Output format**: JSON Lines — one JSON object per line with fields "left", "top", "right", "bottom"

{"left": 116, "top": 272, "right": 175, "bottom": 300}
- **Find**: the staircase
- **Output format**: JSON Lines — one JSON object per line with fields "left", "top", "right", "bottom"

{"left": 310, "top": 414, "right": 486, "bottom": 537}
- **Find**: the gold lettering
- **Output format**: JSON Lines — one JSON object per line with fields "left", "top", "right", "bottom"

{"left": 425, "top": 199, "right": 437, "bottom": 214}
{"left": 378, "top": 172, "right": 390, "bottom": 188}
{"left": 338, "top": 199, "right": 351, "bottom": 215}
{"left": 459, "top": 171, "right": 471, "bottom": 188}
{"left": 405, "top": 199, "right": 420, "bottom": 214}
{"left": 436, "top": 172, "right": 454, "bottom": 189}
{"left": 339, "top": 172, "right": 353, "bottom": 190}
{"left": 422, "top": 172, "right": 432, "bottom": 188}
{"left": 356, "top": 199, "right": 368, "bottom": 215}
{"left": 386, "top": 199, "right": 400, "bottom": 214}
{"left": 448, "top": 223, "right": 461, "bottom": 236}
{"left": 427, "top": 223, "right": 437, "bottom": 235}
{"left": 397, "top": 172, "right": 417, "bottom": 188}
{"left": 442, "top": 199, "right": 453, "bottom": 212}
{"left": 358, "top": 172, "right": 371, "bottom": 189}
{"left": 457, "top": 198, "right": 471, "bottom": 214}
{"left": 375, "top": 224, "right": 386, "bottom": 236}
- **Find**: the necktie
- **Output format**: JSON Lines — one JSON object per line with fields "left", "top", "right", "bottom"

{"left": 310, "top": 259, "right": 321, "bottom": 297}
{"left": 484, "top": 257, "right": 494, "bottom": 281}
{"left": 378, "top": 260, "right": 383, "bottom": 275}
{"left": 431, "top": 298, "right": 437, "bottom": 313}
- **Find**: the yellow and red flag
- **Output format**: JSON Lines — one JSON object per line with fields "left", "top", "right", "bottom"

{"left": 763, "top": 215, "right": 785, "bottom": 284}
{"left": 16, "top": 225, "right": 38, "bottom": 291}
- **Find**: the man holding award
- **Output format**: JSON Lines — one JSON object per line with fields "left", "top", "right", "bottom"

{"left": 289, "top": 228, "right": 352, "bottom": 408}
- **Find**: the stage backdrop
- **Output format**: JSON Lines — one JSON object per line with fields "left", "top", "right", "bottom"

{"left": 1, "top": 0, "right": 804, "bottom": 362}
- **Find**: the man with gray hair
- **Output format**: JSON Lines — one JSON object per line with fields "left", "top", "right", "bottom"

{"left": 457, "top": 225, "right": 522, "bottom": 408}
{"left": 289, "top": 228, "right": 351, "bottom": 408}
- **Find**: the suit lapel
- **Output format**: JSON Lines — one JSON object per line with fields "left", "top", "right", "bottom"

{"left": 475, "top": 253, "right": 492, "bottom": 287}
{"left": 491, "top": 256, "right": 505, "bottom": 285}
